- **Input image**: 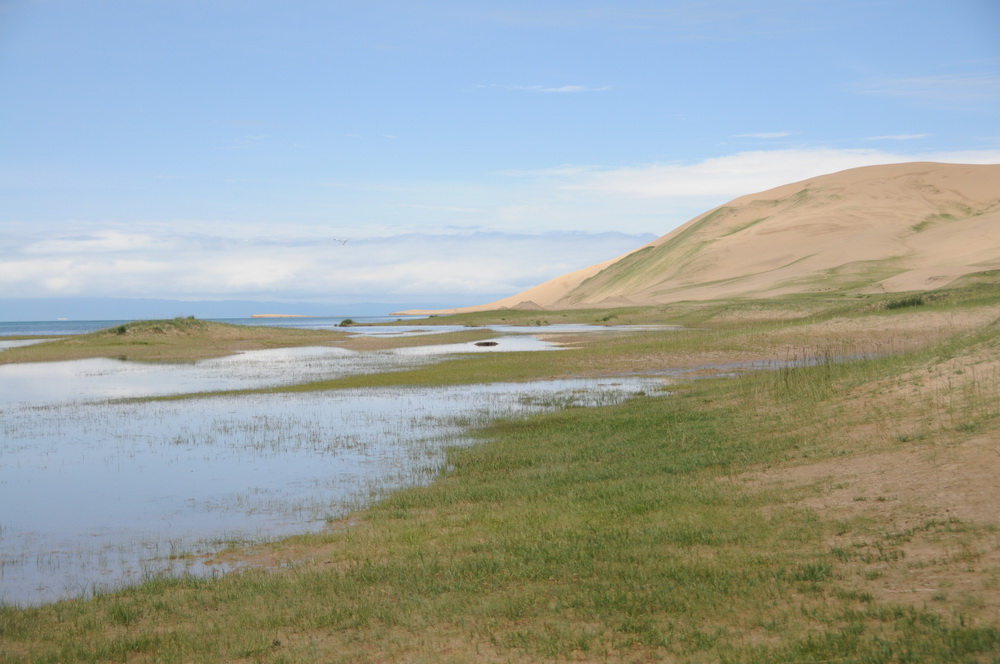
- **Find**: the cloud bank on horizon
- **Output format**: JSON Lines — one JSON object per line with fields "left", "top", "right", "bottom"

{"left": 1, "top": 0, "right": 998, "bottom": 315}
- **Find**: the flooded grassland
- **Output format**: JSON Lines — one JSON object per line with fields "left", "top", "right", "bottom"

{"left": 0, "top": 324, "right": 668, "bottom": 606}
{"left": 3, "top": 291, "right": 1000, "bottom": 663}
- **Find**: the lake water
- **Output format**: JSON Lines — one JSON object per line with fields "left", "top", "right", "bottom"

{"left": 0, "top": 320, "right": 668, "bottom": 606}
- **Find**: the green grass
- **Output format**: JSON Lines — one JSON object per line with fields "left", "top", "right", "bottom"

{"left": 721, "top": 216, "right": 770, "bottom": 237}
{"left": 5, "top": 341, "right": 998, "bottom": 661}
{"left": 885, "top": 294, "right": 925, "bottom": 310}
{"left": 913, "top": 212, "right": 957, "bottom": 233}
{"left": 0, "top": 318, "right": 498, "bottom": 365}
{"left": 0, "top": 317, "right": 352, "bottom": 364}
{"left": 3, "top": 287, "right": 1000, "bottom": 662}
{"left": 125, "top": 281, "right": 1000, "bottom": 402}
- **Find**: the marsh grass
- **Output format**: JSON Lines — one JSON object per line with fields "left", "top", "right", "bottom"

{"left": 3, "top": 286, "right": 1000, "bottom": 662}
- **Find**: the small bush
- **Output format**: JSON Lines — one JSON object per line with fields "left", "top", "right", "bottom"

{"left": 884, "top": 295, "right": 924, "bottom": 310}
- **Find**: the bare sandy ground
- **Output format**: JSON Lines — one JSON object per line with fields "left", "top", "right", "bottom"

{"left": 748, "top": 433, "right": 1000, "bottom": 625}
{"left": 740, "top": 315, "right": 1000, "bottom": 626}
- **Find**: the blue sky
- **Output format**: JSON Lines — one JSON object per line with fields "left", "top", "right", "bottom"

{"left": 2, "top": 0, "right": 999, "bottom": 315}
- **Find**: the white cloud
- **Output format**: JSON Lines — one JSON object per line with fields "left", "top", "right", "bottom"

{"left": 7, "top": 147, "right": 999, "bottom": 307}
{"left": 0, "top": 226, "right": 655, "bottom": 304}
{"left": 517, "top": 147, "right": 1000, "bottom": 200}
{"left": 486, "top": 146, "right": 1000, "bottom": 240}
{"left": 22, "top": 230, "right": 168, "bottom": 255}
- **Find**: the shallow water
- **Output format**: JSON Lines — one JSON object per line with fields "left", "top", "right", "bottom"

{"left": 0, "top": 339, "right": 49, "bottom": 351}
{"left": 341, "top": 322, "right": 680, "bottom": 337}
{"left": 0, "top": 336, "right": 563, "bottom": 407}
{"left": 0, "top": 347, "right": 405, "bottom": 407}
{"left": 0, "top": 338, "right": 665, "bottom": 606}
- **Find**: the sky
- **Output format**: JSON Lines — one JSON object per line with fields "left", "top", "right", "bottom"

{"left": 2, "top": 0, "right": 999, "bottom": 318}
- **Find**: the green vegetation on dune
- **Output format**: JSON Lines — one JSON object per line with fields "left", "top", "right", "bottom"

{"left": 912, "top": 212, "right": 958, "bottom": 233}
{"left": 561, "top": 187, "right": 835, "bottom": 306}
{"left": 721, "top": 215, "right": 771, "bottom": 237}
{"left": 3, "top": 282, "right": 1000, "bottom": 662}
{"left": 771, "top": 256, "right": 907, "bottom": 295}
{"left": 540, "top": 166, "right": 1000, "bottom": 310}
{"left": 413, "top": 306, "right": 677, "bottom": 328}
{"left": 566, "top": 206, "right": 748, "bottom": 305}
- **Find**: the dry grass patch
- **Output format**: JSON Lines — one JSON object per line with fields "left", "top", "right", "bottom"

{"left": 750, "top": 436, "right": 1000, "bottom": 627}
{"left": 740, "top": 335, "right": 1000, "bottom": 629}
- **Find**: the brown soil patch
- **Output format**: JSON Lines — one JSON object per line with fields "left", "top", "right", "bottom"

{"left": 739, "top": 319, "right": 1000, "bottom": 626}
{"left": 746, "top": 432, "right": 1000, "bottom": 626}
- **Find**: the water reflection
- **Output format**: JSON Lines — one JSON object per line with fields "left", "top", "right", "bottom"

{"left": 0, "top": 341, "right": 665, "bottom": 606}
{"left": 0, "top": 339, "right": 50, "bottom": 351}
{"left": 0, "top": 337, "right": 564, "bottom": 407}
{"left": 342, "top": 322, "right": 679, "bottom": 337}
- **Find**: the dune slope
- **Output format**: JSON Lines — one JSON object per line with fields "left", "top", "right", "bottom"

{"left": 418, "top": 162, "right": 1000, "bottom": 314}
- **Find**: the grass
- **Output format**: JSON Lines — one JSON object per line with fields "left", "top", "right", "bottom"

{"left": 885, "top": 294, "right": 925, "bottom": 310}
{"left": 2, "top": 283, "right": 1000, "bottom": 662}
{"left": 0, "top": 317, "right": 499, "bottom": 365}
{"left": 0, "top": 317, "right": 349, "bottom": 364}
{"left": 142, "top": 286, "right": 999, "bottom": 400}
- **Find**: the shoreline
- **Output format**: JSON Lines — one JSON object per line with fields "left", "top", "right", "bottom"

{"left": 5, "top": 291, "right": 999, "bottom": 662}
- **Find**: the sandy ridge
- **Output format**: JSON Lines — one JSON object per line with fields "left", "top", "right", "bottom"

{"left": 407, "top": 162, "right": 1000, "bottom": 315}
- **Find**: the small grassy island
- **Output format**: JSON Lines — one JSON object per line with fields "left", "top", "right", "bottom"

{"left": 2, "top": 278, "right": 1000, "bottom": 662}
{"left": 0, "top": 318, "right": 351, "bottom": 364}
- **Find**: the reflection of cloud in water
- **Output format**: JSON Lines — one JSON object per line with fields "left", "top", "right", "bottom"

{"left": 0, "top": 337, "right": 567, "bottom": 406}
{"left": 0, "top": 335, "right": 669, "bottom": 606}
{"left": 0, "top": 376, "right": 665, "bottom": 606}
{"left": 0, "top": 339, "right": 50, "bottom": 350}
{"left": 391, "top": 336, "right": 556, "bottom": 355}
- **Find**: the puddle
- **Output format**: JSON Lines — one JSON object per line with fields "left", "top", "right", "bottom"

{"left": 0, "top": 336, "right": 567, "bottom": 407}
{"left": 0, "top": 339, "right": 51, "bottom": 351}
{"left": 390, "top": 335, "right": 556, "bottom": 354}
{"left": 342, "top": 323, "right": 680, "bottom": 337}
{"left": 0, "top": 347, "right": 377, "bottom": 406}
{"left": 0, "top": 342, "right": 665, "bottom": 606}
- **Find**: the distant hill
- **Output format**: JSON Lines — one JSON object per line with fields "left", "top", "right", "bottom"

{"left": 414, "top": 162, "right": 1000, "bottom": 313}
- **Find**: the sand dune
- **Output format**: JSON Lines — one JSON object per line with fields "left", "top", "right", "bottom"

{"left": 411, "top": 162, "right": 1000, "bottom": 314}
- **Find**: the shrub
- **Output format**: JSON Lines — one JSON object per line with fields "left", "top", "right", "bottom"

{"left": 884, "top": 295, "right": 924, "bottom": 310}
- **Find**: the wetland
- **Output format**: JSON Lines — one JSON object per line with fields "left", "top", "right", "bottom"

{"left": 0, "top": 319, "right": 667, "bottom": 606}
{"left": 2, "top": 290, "right": 1000, "bottom": 663}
